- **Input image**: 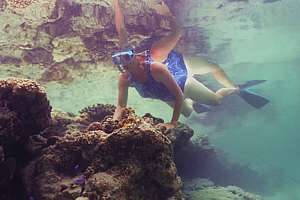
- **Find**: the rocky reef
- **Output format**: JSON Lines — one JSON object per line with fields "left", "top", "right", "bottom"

{"left": 0, "top": 0, "right": 209, "bottom": 84}
{"left": 25, "top": 110, "right": 183, "bottom": 199}
{"left": 0, "top": 78, "right": 52, "bottom": 199}
{"left": 0, "top": 78, "right": 264, "bottom": 200}
{"left": 183, "top": 178, "right": 263, "bottom": 200}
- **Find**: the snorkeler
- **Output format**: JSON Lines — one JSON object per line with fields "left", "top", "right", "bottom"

{"left": 112, "top": 0, "right": 240, "bottom": 129}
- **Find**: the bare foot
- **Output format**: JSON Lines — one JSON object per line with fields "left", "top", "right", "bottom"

{"left": 148, "top": 0, "right": 172, "bottom": 17}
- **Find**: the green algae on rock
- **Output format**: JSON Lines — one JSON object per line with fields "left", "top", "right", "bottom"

{"left": 189, "top": 185, "right": 263, "bottom": 200}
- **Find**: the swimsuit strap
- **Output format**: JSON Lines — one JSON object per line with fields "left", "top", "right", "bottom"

{"left": 144, "top": 50, "right": 153, "bottom": 65}
{"left": 140, "top": 50, "right": 153, "bottom": 81}
{"left": 130, "top": 50, "right": 187, "bottom": 102}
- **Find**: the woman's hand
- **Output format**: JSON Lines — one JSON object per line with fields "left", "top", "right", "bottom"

{"left": 156, "top": 122, "right": 177, "bottom": 130}
{"left": 113, "top": 107, "right": 124, "bottom": 121}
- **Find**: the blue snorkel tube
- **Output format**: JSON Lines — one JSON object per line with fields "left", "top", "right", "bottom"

{"left": 112, "top": 48, "right": 135, "bottom": 73}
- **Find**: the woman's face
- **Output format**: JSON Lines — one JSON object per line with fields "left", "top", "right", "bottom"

{"left": 112, "top": 49, "right": 136, "bottom": 72}
{"left": 121, "top": 55, "right": 138, "bottom": 71}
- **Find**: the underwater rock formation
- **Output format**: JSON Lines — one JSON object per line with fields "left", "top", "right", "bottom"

{"left": 0, "top": 78, "right": 51, "bottom": 136}
{"left": 22, "top": 47, "right": 53, "bottom": 65}
{"left": 0, "top": 78, "right": 263, "bottom": 200}
{"left": 0, "top": 55, "right": 22, "bottom": 66}
{"left": 6, "top": 0, "right": 36, "bottom": 9}
{"left": 36, "top": 104, "right": 263, "bottom": 200}
{"left": 42, "top": 109, "right": 81, "bottom": 138}
{"left": 25, "top": 108, "right": 183, "bottom": 200}
{"left": 0, "top": 78, "right": 51, "bottom": 200}
{"left": 0, "top": 0, "right": 208, "bottom": 84}
{"left": 183, "top": 178, "right": 262, "bottom": 200}
{"left": 0, "top": 0, "right": 7, "bottom": 11}
{"left": 79, "top": 103, "right": 116, "bottom": 124}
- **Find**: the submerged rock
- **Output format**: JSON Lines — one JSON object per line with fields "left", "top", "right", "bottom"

{"left": 0, "top": 55, "right": 22, "bottom": 65}
{"left": 0, "top": 0, "right": 209, "bottom": 84}
{"left": 25, "top": 109, "right": 183, "bottom": 200}
{"left": 0, "top": 0, "right": 7, "bottom": 11}
{"left": 0, "top": 78, "right": 52, "bottom": 200}
{"left": 42, "top": 109, "right": 81, "bottom": 138}
{"left": 0, "top": 78, "right": 263, "bottom": 200}
{"left": 189, "top": 185, "right": 262, "bottom": 200}
{"left": 39, "top": 104, "right": 263, "bottom": 200}
{"left": 0, "top": 78, "right": 51, "bottom": 136}
{"left": 22, "top": 47, "right": 53, "bottom": 65}
{"left": 79, "top": 103, "right": 116, "bottom": 124}
{"left": 183, "top": 178, "right": 262, "bottom": 200}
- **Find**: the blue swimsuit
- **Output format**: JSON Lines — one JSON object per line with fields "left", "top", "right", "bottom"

{"left": 129, "top": 50, "right": 188, "bottom": 102}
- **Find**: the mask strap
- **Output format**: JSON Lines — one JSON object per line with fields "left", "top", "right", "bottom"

{"left": 134, "top": 50, "right": 152, "bottom": 64}
{"left": 117, "top": 65, "right": 125, "bottom": 73}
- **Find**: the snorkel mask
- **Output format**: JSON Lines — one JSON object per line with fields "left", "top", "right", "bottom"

{"left": 112, "top": 48, "right": 135, "bottom": 72}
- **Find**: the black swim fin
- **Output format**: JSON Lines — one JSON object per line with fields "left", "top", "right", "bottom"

{"left": 192, "top": 102, "right": 211, "bottom": 113}
{"left": 236, "top": 80, "right": 269, "bottom": 108}
{"left": 238, "top": 80, "right": 267, "bottom": 90}
{"left": 238, "top": 89, "right": 270, "bottom": 109}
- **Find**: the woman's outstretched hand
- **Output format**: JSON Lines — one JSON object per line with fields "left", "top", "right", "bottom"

{"left": 156, "top": 122, "right": 177, "bottom": 130}
{"left": 113, "top": 106, "right": 125, "bottom": 121}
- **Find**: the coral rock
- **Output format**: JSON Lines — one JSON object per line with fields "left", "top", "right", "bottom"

{"left": 27, "top": 111, "right": 183, "bottom": 199}
{"left": 0, "top": 78, "right": 52, "bottom": 200}
{"left": 189, "top": 185, "right": 262, "bottom": 200}
{"left": 22, "top": 47, "right": 53, "bottom": 65}
{"left": 0, "top": 78, "right": 51, "bottom": 136}
{"left": 79, "top": 103, "right": 115, "bottom": 123}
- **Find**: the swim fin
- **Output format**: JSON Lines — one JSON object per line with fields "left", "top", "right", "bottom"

{"left": 237, "top": 80, "right": 269, "bottom": 108}
{"left": 238, "top": 89, "right": 270, "bottom": 109}
{"left": 192, "top": 102, "right": 211, "bottom": 113}
{"left": 238, "top": 80, "right": 267, "bottom": 90}
{"left": 193, "top": 77, "right": 270, "bottom": 109}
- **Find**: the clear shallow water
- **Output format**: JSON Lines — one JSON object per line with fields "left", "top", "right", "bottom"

{"left": 198, "top": 58, "right": 300, "bottom": 199}
{"left": 1, "top": 0, "right": 300, "bottom": 199}
{"left": 185, "top": 1, "right": 300, "bottom": 199}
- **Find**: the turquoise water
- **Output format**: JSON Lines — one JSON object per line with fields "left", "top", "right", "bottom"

{"left": 45, "top": 26, "right": 300, "bottom": 200}
{"left": 184, "top": 1, "right": 300, "bottom": 199}
{"left": 1, "top": 0, "right": 300, "bottom": 199}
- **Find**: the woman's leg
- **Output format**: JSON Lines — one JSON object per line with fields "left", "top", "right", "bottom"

{"left": 184, "top": 77, "right": 238, "bottom": 106}
{"left": 184, "top": 77, "right": 222, "bottom": 105}
{"left": 151, "top": 23, "right": 181, "bottom": 62}
{"left": 166, "top": 98, "right": 194, "bottom": 117}
{"left": 150, "top": 2, "right": 182, "bottom": 62}
{"left": 184, "top": 56, "right": 237, "bottom": 88}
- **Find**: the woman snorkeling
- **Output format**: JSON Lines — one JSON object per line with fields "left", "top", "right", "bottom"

{"left": 112, "top": 0, "right": 239, "bottom": 129}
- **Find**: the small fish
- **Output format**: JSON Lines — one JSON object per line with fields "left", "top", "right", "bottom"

{"left": 73, "top": 175, "right": 86, "bottom": 186}
{"left": 264, "top": 0, "right": 281, "bottom": 3}
{"left": 74, "top": 164, "right": 80, "bottom": 171}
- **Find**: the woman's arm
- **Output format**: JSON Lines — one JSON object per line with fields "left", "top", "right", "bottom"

{"left": 113, "top": 0, "right": 128, "bottom": 48}
{"left": 151, "top": 63, "right": 184, "bottom": 125}
{"left": 113, "top": 73, "right": 129, "bottom": 120}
